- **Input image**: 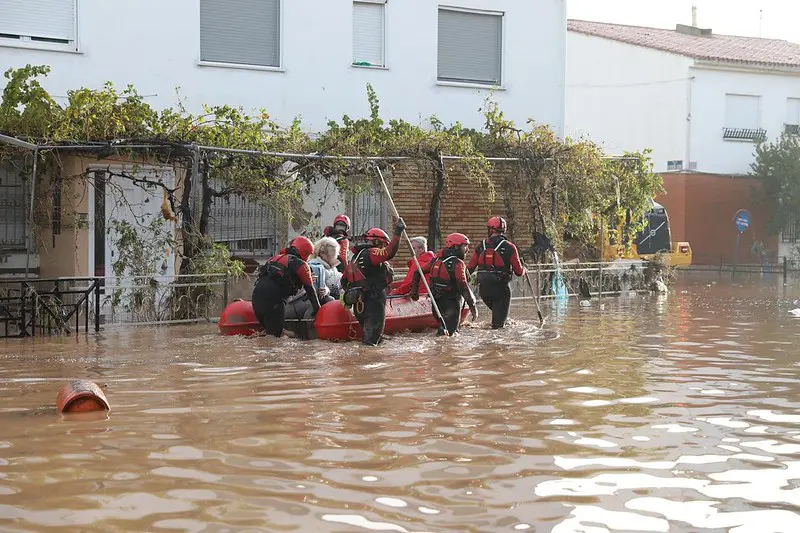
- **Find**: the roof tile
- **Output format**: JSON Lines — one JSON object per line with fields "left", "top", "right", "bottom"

{"left": 568, "top": 20, "right": 800, "bottom": 69}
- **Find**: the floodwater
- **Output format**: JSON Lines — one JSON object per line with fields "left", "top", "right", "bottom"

{"left": 2, "top": 274, "right": 800, "bottom": 532}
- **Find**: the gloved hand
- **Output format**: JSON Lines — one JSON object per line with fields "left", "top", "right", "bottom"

{"left": 409, "top": 289, "right": 419, "bottom": 301}
{"left": 469, "top": 303, "right": 478, "bottom": 321}
{"left": 394, "top": 217, "right": 406, "bottom": 236}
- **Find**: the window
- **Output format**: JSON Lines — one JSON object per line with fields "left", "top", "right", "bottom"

{"left": 723, "top": 94, "right": 765, "bottom": 141}
{"left": 437, "top": 7, "right": 502, "bottom": 86}
{"left": 353, "top": 1, "right": 385, "bottom": 67}
{"left": 0, "top": 0, "right": 76, "bottom": 48}
{"left": 786, "top": 98, "right": 800, "bottom": 135}
{"left": 200, "top": 0, "right": 280, "bottom": 68}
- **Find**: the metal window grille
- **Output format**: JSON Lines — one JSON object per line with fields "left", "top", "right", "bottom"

{"left": 722, "top": 128, "right": 767, "bottom": 141}
{"left": 200, "top": 0, "right": 280, "bottom": 67}
{"left": 438, "top": 8, "right": 502, "bottom": 85}
{"left": 783, "top": 215, "right": 799, "bottom": 243}
{"left": 348, "top": 178, "right": 387, "bottom": 237}
{"left": 207, "top": 193, "right": 286, "bottom": 257}
{"left": 0, "top": 163, "right": 27, "bottom": 250}
{"left": 785, "top": 124, "right": 800, "bottom": 135}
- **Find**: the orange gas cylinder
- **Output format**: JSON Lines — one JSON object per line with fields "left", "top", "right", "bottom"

{"left": 56, "top": 380, "right": 110, "bottom": 414}
{"left": 218, "top": 299, "right": 261, "bottom": 336}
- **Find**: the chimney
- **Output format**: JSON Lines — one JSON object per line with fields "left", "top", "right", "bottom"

{"left": 677, "top": 4, "right": 712, "bottom": 36}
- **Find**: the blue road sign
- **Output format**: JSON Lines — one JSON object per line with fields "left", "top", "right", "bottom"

{"left": 734, "top": 209, "right": 751, "bottom": 234}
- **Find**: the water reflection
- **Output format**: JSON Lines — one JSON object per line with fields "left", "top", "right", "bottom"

{"left": 1, "top": 273, "right": 800, "bottom": 531}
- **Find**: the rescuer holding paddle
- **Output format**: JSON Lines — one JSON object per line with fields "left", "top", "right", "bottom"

{"left": 341, "top": 218, "right": 406, "bottom": 346}
{"left": 409, "top": 232, "right": 477, "bottom": 336}
{"left": 467, "top": 216, "right": 525, "bottom": 329}
{"left": 252, "top": 236, "right": 321, "bottom": 337}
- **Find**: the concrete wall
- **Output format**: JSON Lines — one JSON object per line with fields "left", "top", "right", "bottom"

{"left": 657, "top": 172, "right": 778, "bottom": 265}
{"left": 0, "top": 0, "right": 566, "bottom": 135}
{"left": 689, "top": 65, "right": 800, "bottom": 175}
{"left": 566, "top": 32, "right": 692, "bottom": 172}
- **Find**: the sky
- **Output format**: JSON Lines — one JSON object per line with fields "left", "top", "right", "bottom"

{"left": 567, "top": 0, "right": 800, "bottom": 43}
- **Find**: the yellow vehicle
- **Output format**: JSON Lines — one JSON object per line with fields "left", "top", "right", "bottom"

{"left": 597, "top": 201, "right": 692, "bottom": 267}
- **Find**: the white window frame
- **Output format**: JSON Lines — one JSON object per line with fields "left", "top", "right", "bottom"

{"left": 436, "top": 5, "right": 506, "bottom": 89}
{"left": 786, "top": 97, "right": 800, "bottom": 134}
{"left": 0, "top": 0, "right": 79, "bottom": 53}
{"left": 351, "top": 0, "right": 388, "bottom": 70}
{"left": 197, "top": 0, "right": 285, "bottom": 72}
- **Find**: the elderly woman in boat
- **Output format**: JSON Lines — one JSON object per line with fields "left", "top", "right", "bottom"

{"left": 284, "top": 237, "right": 342, "bottom": 338}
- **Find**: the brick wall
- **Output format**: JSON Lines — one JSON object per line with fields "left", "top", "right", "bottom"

{"left": 390, "top": 161, "right": 542, "bottom": 267}
{"left": 657, "top": 173, "right": 778, "bottom": 265}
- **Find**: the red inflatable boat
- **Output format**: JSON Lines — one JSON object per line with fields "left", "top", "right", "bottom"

{"left": 218, "top": 295, "right": 469, "bottom": 341}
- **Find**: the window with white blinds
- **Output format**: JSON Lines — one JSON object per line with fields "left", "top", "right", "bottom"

{"left": 438, "top": 8, "right": 502, "bottom": 86}
{"left": 786, "top": 98, "right": 800, "bottom": 126}
{"left": 0, "top": 0, "right": 76, "bottom": 44}
{"left": 200, "top": 0, "right": 281, "bottom": 68}
{"left": 353, "top": 1, "right": 385, "bottom": 67}
{"left": 724, "top": 94, "right": 761, "bottom": 129}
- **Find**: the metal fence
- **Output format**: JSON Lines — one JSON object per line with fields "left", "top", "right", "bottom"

{"left": 0, "top": 278, "right": 100, "bottom": 338}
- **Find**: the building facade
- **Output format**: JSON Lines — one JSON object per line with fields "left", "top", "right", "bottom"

{"left": 0, "top": 0, "right": 568, "bottom": 278}
{"left": 566, "top": 20, "right": 800, "bottom": 263}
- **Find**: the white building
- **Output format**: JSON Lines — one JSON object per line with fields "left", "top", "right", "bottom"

{"left": 0, "top": 0, "right": 568, "bottom": 279}
{"left": 566, "top": 20, "right": 800, "bottom": 175}
{"left": 0, "top": 0, "right": 566, "bottom": 135}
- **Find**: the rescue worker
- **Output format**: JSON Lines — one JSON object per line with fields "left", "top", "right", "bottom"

{"left": 341, "top": 218, "right": 406, "bottom": 346}
{"left": 323, "top": 214, "right": 351, "bottom": 273}
{"left": 390, "top": 236, "right": 436, "bottom": 296}
{"left": 467, "top": 216, "right": 525, "bottom": 329}
{"left": 252, "top": 236, "right": 321, "bottom": 337}
{"left": 410, "top": 233, "right": 477, "bottom": 336}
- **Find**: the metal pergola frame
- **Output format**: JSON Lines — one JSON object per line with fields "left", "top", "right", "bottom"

{"left": 0, "top": 132, "right": 638, "bottom": 279}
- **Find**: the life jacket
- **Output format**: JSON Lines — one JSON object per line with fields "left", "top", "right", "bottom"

{"left": 343, "top": 247, "right": 394, "bottom": 292}
{"left": 429, "top": 254, "right": 460, "bottom": 296}
{"left": 476, "top": 236, "right": 513, "bottom": 281}
{"left": 259, "top": 253, "right": 302, "bottom": 296}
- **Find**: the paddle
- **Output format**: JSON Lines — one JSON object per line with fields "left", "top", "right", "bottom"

{"left": 523, "top": 265, "right": 545, "bottom": 325}
{"left": 374, "top": 166, "right": 451, "bottom": 336}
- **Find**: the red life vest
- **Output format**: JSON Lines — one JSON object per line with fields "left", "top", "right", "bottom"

{"left": 343, "top": 248, "right": 394, "bottom": 291}
{"left": 429, "top": 255, "right": 459, "bottom": 296}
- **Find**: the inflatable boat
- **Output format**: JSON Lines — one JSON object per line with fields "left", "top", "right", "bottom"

{"left": 218, "top": 295, "right": 469, "bottom": 341}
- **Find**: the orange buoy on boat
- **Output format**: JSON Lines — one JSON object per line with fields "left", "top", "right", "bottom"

{"left": 56, "top": 380, "right": 110, "bottom": 414}
{"left": 218, "top": 298, "right": 260, "bottom": 336}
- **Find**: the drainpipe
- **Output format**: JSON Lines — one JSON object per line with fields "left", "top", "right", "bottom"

{"left": 24, "top": 148, "right": 39, "bottom": 279}
{"left": 685, "top": 76, "right": 695, "bottom": 172}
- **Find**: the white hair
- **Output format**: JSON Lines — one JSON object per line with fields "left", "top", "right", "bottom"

{"left": 409, "top": 236, "right": 427, "bottom": 251}
{"left": 313, "top": 236, "right": 340, "bottom": 261}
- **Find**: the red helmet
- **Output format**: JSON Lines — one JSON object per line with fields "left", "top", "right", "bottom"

{"left": 289, "top": 236, "right": 314, "bottom": 261}
{"left": 445, "top": 232, "right": 470, "bottom": 248}
{"left": 487, "top": 216, "right": 507, "bottom": 233}
{"left": 365, "top": 227, "right": 390, "bottom": 246}
{"left": 333, "top": 214, "right": 351, "bottom": 231}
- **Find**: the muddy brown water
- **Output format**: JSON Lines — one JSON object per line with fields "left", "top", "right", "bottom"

{"left": 2, "top": 274, "right": 800, "bottom": 532}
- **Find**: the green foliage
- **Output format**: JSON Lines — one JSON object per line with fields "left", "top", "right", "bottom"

{"left": 0, "top": 64, "right": 662, "bottom": 258}
{"left": 750, "top": 132, "right": 800, "bottom": 234}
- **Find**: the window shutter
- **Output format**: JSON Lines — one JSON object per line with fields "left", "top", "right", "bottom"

{"left": 787, "top": 98, "right": 800, "bottom": 126}
{"left": 0, "top": 0, "right": 75, "bottom": 41}
{"left": 438, "top": 9, "right": 502, "bottom": 85}
{"left": 725, "top": 94, "right": 760, "bottom": 129}
{"left": 352, "top": 2, "right": 384, "bottom": 66}
{"left": 200, "top": 0, "right": 280, "bottom": 67}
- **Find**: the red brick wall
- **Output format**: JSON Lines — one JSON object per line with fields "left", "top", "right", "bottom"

{"left": 391, "top": 161, "right": 539, "bottom": 267}
{"left": 657, "top": 173, "right": 778, "bottom": 265}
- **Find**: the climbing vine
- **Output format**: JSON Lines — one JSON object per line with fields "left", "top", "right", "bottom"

{"left": 0, "top": 63, "right": 661, "bottom": 272}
